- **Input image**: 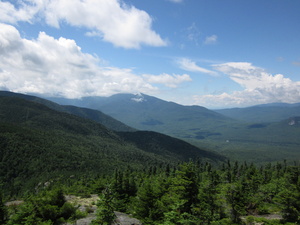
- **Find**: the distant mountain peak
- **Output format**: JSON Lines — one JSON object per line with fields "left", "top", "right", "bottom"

{"left": 131, "top": 93, "right": 146, "bottom": 103}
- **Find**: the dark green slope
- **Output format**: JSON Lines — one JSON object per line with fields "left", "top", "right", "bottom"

{"left": 0, "top": 96, "right": 224, "bottom": 195}
{"left": 0, "top": 91, "right": 135, "bottom": 132}
{"left": 117, "top": 131, "right": 226, "bottom": 163}
{"left": 0, "top": 96, "right": 115, "bottom": 136}
{"left": 62, "top": 105, "right": 136, "bottom": 132}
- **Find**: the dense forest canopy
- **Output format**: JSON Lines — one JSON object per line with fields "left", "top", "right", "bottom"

{"left": 1, "top": 161, "right": 300, "bottom": 224}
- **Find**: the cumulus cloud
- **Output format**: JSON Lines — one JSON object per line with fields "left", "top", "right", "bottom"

{"left": 0, "top": 0, "right": 45, "bottom": 24}
{"left": 0, "top": 0, "right": 167, "bottom": 49}
{"left": 0, "top": 23, "right": 158, "bottom": 98}
{"left": 204, "top": 35, "right": 218, "bottom": 45}
{"left": 177, "top": 58, "right": 217, "bottom": 75}
{"left": 143, "top": 73, "right": 192, "bottom": 88}
{"left": 193, "top": 62, "right": 300, "bottom": 108}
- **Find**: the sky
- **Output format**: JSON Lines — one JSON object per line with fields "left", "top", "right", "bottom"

{"left": 0, "top": 0, "right": 300, "bottom": 109}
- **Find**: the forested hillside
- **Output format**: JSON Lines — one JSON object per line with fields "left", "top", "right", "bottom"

{"left": 0, "top": 91, "right": 135, "bottom": 132}
{"left": 117, "top": 131, "right": 225, "bottom": 162}
{"left": 0, "top": 95, "right": 223, "bottom": 197}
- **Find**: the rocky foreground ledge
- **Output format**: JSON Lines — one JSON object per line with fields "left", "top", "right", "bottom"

{"left": 65, "top": 195, "right": 142, "bottom": 225}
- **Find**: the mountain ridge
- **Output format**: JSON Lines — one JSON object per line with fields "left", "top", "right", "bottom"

{"left": 215, "top": 102, "right": 300, "bottom": 123}
{"left": 0, "top": 91, "right": 135, "bottom": 132}
{"left": 47, "top": 93, "right": 235, "bottom": 137}
{"left": 0, "top": 93, "right": 225, "bottom": 195}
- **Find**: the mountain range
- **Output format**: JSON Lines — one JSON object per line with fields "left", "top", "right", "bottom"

{"left": 1, "top": 90, "right": 300, "bottom": 165}
{"left": 47, "top": 93, "right": 300, "bottom": 164}
{"left": 215, "top": 103, "right": 300, "bottom": 123}
{"left": 0, "top": 91, "right": 224, "bottom": 195}
{"left": 48, "top": 93, "right": 235, "bottom": 138}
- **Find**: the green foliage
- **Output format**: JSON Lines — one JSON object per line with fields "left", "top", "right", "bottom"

{"left": 7, "top": 189, "right": 80, "bottom": 225}
{"left": 134, "top": 178, "right": 166, "bottom": 223}
{"left": 226, "top": 183, "right": 248, "bottom": 223}
{"left": 92, "top": 187, "right": 116, "bottom": 225}
{"left": 4, "top": 161, "right": 300, "bottom": 224}
{"left": 167, "top": 163, "right": 199, "bottom": 214}
{"left": 275, "top": 184, "right": 300, "bottom": 223}
{"left": 130, "top": 161, "right": 300, "bottom": 224}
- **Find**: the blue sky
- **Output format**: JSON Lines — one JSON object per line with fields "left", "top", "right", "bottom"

{"left": 0, "top": 0, "right": 300, "bottom": 108}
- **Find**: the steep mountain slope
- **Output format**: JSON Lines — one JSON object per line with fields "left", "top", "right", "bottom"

{"left": 0, "top": 91, "right": 134, "bottom": 132}
{"left": 117, "top": 131, "right": 225, "bottom": 162}
{"left": 215, "top": 103, "right": 300, "bottom": 123}
{"left": 0, "top": 95, "right": 224, "bottom": 195}
{"left": 62, "top": 105, "right": 136, "bottom": 132}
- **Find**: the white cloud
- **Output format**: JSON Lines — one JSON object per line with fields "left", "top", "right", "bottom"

{"left": 177, "top": 58, "right": 217, "bottom": 76}
{"left": 193, "top": 62, "right": 300, "bottom": 108}
{"left": 186, "top": 23, "right": 201, "bottom": 45}
{"left": 0, "top": 0, "right": 167, "bottom": 49}
{"left": 204, "top": 35, "right": 218, "bottom": 45}
{"left": 0, "top": 23, "right": 158, "bottom": 98}
{"left": 143, "top": 73, "right": 192, "bottom": 88}
{"left": 0, "top": 0, "right": 45, "bottom": 24}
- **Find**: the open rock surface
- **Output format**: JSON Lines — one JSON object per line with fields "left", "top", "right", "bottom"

{"left": 65, "top": 195, "right": 142, "bottom": 225}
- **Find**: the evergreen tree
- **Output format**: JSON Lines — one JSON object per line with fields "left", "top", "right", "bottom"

{"left": 135, "top": 177, "right": 166, "bottom": 224}
{"left": 276, "top": 186, "right": 300, "bottom": 223}
{"left": 92, "top": 186, "right": 116, "bottom": 225}
{"left": 160, "top": 162, "right": 199, "bottom": 224}
{"left": 0, "top": 192, "right": 7, "bottom": 225}
{"left": 226, "top": 182, "right": 247, "bottom": 223}
{"left": 196, "top": 170, "right": 222, "bottom": 224}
